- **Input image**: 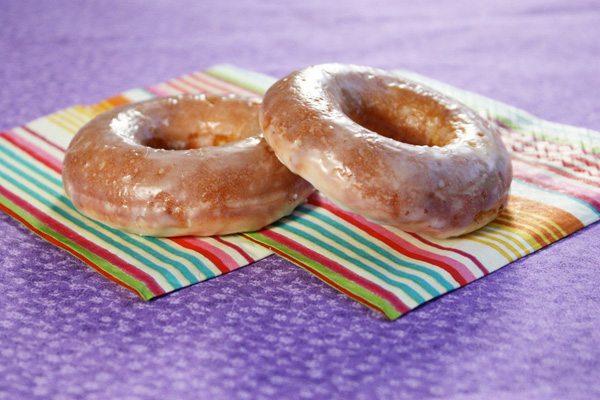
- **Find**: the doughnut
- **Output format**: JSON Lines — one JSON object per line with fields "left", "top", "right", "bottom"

{"left": 259, "top": 64, "right": 512, "bottom": 238}
{"left": 62, "top": 94, "right": 314, "bottom": 237}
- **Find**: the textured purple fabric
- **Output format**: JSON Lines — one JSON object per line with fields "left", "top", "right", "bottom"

{"left": 1, "top": 1, "right": 599, "bottom": 399}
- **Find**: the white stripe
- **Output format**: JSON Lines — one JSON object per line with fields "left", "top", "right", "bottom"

{"left": 0, "top": 163, "right": 179, "bottom": 290}
{"left": 511, "top": 151, "right": 600, "bottom": 185}
{"left": 511, "top": 176, "right": 599, "bottom": 225}
{"left": 394, "top": 69, "right": 600, "bottom": 148}
{"left": 149, "top": 82, "right": 184, "bottom": 96}
{"left": 269, "top": 223, "right": 422, "bottom": 308}
{"left": 121, "top": 88, "right": 156, "bottom": 102}
{"left": 311, "top": 194, "right": 487, "bottom": 279}
{"left": 297, "top": 205, "right": 460, "bottom": 290}
{"left": 213, "top": 64, "right": 276, "bottom": 93}
{"left": 477, "top": 225, "right": 533, "bottom": 257}
{"left": 189, "top": 71, "right": 261, "bottom": 96}
{"left": 11, "top": 127, "right": 66, "bottom": 161}
{"left": 277, "top": 214, "right": 437, "bottom": 303}
{"left": 215, "top": 236, "right": 273, "bottom": 261}
{"left": 167, "top": 78, "right": 206, "bottom": 94}
{"left": 1, "top": 142, "right": 220, "bottom": 283}
{"left": 25, "top": 117, "right": 75, "bottom": 150}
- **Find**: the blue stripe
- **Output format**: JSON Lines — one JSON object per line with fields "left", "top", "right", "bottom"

{"left": 297, "top": 205, "right": 455, "bottom": 291}
{"left": 0, "top": 162, "right": 180, "bottom": 288}
{"left": 514, "top": 178, "right": 600, "bottom": 218}
{"left": 0, "top": 147, "right": 214, "bottom": 284}
{"left": 273, "top": 219, "right": 428, "bottom": 304}
{"left": 0, "top": 142, "right": 216, "bottom": 280}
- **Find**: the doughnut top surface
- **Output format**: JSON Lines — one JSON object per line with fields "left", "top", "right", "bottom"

{"left": 260, "top": 64, "right": 513, "bottom": 238}
{"left": 62, "top": 94, "right": 314, "bottom": 236}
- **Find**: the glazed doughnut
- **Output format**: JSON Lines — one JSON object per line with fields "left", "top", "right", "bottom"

{"left": 62, "top": 94, "right": 314, "bottom": 237}
{"left": 260, "top": 64, "right": 512, "bottom": 238}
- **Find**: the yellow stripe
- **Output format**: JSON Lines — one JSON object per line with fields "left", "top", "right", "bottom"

{"left": 480, "top": 225, "right": 533, "bottom": 255}
{"left": 465, "top": 235, "right": 515, "bottom": 262}
{"left": 508, "top": 208, "right": 566, "bottom": 239}
{"left": 55, "top": 110, "right": 86, "bottom": 130}
{"left": 472, "top": 230, "right": 522, "bottom": 259}
{"left": 97, "top": 101, "right": 116, "bottom": 111}
{"left": 1, "top": 142, "right": 224, "bottom": 282}
{"left": 498, "top": 211, "right": 556, "bottom": 243}
{"left": 62, "top": 107, "right": 91, "bottom": 125}
{"left": 72, "top": 104, "right": 102, "bottom": 119}
{"left": 46, "top": 114, "right": 78, "bottom": 134}
{"left": 494, "top": 216, "right": 553, "bottom": 247}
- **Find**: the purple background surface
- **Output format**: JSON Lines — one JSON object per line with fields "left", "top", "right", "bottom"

{"left": 1, "top": 1, "right": 600, "bottom": 399}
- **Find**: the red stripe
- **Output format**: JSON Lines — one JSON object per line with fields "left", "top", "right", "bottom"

{"left": 491, "top": 218, "right": 550, "bottom": 247}
{"left": 19, "top": 126, "right": 67, "bottom": 152}
{"left": 0, "top": 200, "right": 144, "bottom": 299}
{"left": 407, "top": 233, "right": 490, "bottom": 275}
{"left": 213, "top": 236, "right": 255, "bottom": 263}
{"left": 165, "top": 80, "right": 207, "bottom": 95}
{"left": 513, "top": 162, "right": 600, "bottom": 212}
{"left": 507, "top": 136, "right": 600, "bottom": 176}
{"left": 169, "top": 237, "right": 231, "bottom": 274}
{"left": 1, "top": 131, "right": 63, "bottom": 174}
{"left": 508, "top": 137, "right": 600, "bottom": 174}
{"left": 510, "top": 149, "right": 600, "bottom": 190}
{"left": 182, "top": 237, "right": 243, "bottom": 270}
{"left": 144, "top": 85, "right": 172, "bottom": 97}
{"left": 307, "top": 195, "right": 476, "bottom": 285}
{"left": 495, "top": 118, "right": 600, "bottom": 162}
{"left": 256, "top": 229, "right": 411, "bottom": 314}
{"left": 241, "top": 233, "right": 398, "bottom": 319}
{"left": 0, "top": 185, "right": 164, "bottom": 296}
{"left": 505, "top": 208, "right": 563, "bottom": 240}
{"left": 192, "top": 71, "right": 263, "bottom": 96}
{"left": 494, "top": 119, "right": 600, "bottom": 180}
{"left": 175, "top": 76, "right": 218, "bottom": 94}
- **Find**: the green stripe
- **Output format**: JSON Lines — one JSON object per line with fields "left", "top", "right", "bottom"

{"left": 0, "top": 157, "right": 185, "bottom": 289}
{"left": 0, "top": 143, "right": 216, "bottom": 282}
{"left": 297, "top": 205, "right": 455, "bottom": 291}
{"left": 514, "top": 178, "right": 600, "bottom": 219}
{"left": 272, "top": 219, "right": 428, "bottom": 303}
{"left": 245, "top": 232, "right": 401, "bottom": 320}
{"left": 0, "top": 192, "right": 155, "bottom": 300}
{"left": 394, "top": 69, "right": 600, "bottom": 149}
{"left": 0, "top": 143, "right": 211, "bottom": 278}
{"left": 205, "top": 64, "right": 273, "bottom": 94}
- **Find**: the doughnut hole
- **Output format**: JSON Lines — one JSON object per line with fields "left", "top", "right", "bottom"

{"left": 130, "top": 95, "right": 262, "bottom": 150}
{"left": 338, "top": 81, "right": 457, "bottom": 147}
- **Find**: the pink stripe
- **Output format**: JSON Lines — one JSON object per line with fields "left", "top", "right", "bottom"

{"left": 20, "top": 126, "right": 67, "bottom": 152}
{"left": 165, "top": 80, "right": 206, "bottom": 95}
{"left": 0, "top": 185, "right": 164, "bottom": 295}
{"left": 512, "top": 152, "right": 600, "bottom": 190}
{"left": 175, "top": 76, "right": 219, "bottom": 94}
{"left": 494, "top": 118, "right": 600, "bottom": 161}
{"left": 192, "top": 71, "right": 262, "bottom": 96}
{"left": 261, "top": 229, "right": 411, "bottom": 314}
{"left": 213, "top": 236, "right": 255, "bottom": 263}
{"left": 407, "top": 233, "right": 489, "bottom": 275}
{"left": 513, "top": 161, "right": 600, "bottom": 212}
{"left": 176, "top": 236, "right": 242, "bottom": 271}
{"left": 311, "top": 193, "right": 486, "bottom": 279}
{"left": 1, "top": 131, "right": 63, "bottom": 174}
{"left": 144, "top": 85, "right": 176, "bottom": 97}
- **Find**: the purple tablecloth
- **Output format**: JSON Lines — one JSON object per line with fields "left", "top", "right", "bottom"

{"left": 1, "top": 1, "right": 599, "bottom": 399}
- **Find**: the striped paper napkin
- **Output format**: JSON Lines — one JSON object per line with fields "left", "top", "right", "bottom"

{"left": 1, "top": 65, "right": 598, "bottom": 320}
